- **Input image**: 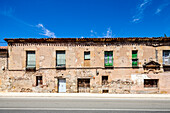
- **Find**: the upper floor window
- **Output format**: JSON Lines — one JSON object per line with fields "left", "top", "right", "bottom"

{"left": 163, "top": 50, "right": 170, "bottom": 65}
{"left": 0, "top": 48, "right": 8, "bottom": 58}
{"left": 56, "top": 51, "right": 66, "bottom": 67}
{"left": 84, "top": 51, "right": 90, "bottom": 60}
{"left": 84, "top": 51, "right": 90, "bottom": 66}
{"left": 104, "top": 51, "right": 113, "bottom": 67}
{"left": 26, "top": 51, "right": 36, "bottom": 69}
{"left": 132, "top": 50, "right": 138, "bottom": 67}
{"left": 132, "top": 50, "right": 138, "bottom": 59}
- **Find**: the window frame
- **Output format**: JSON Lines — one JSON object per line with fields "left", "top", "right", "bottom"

{"left": 104, "top": 51, "right": 113, "bottom": 67}
{"left": 56, "top": 50, "right": 66, "bottom": 68}
{"left": 144, "top": 79, "right": 159, "bottom": 88}
{"left": 102, "top": 76, "right": 108, "bottom": 85}
{"left": 26, "top": 51, "right": 36, "bottom": 70}
{"left": 132, "top": 50, "right": 138, "bottom": 59}
{"left": 132, "top": 50, "right": 138, "bottom": 67}
{"left": 84, "top": 51, "right": 90, "bottom": 60}
{"left": 36, "top": 76, "right": 43, "bottom": 86}
{"left": 163, "top": 50, "right": 170, "bottom": 65}
{"left": 0, "top": 49, "right": 8, "bottom": 58}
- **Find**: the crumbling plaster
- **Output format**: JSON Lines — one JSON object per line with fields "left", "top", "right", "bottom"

{"left": 0, "top": 43, "right": 170, "bottom": 93}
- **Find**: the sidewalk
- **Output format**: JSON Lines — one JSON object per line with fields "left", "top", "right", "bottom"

{"left": 1, "top": 92, "right": 170, "bottom": 98}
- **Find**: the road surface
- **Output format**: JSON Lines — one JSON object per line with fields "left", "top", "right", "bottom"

{"left": 0, "top": 97, "right": 170, "bottom": 113}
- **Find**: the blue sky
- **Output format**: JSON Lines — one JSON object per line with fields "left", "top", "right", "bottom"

{"left": 0, "top": 0, "right": 170, "bottom": 45}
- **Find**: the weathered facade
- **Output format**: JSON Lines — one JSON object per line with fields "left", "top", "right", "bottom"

{"left": 1, "top": 37, "right": 170, "bottom": 94}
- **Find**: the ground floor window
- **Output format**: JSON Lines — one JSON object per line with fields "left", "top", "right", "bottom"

{"left": 144, "top": 79, "right": 158, "bottom": 88}
{"left": 102, "top": 90, "right": 109, "bottom": 93}
{"left": 78, "top": 78, "right": 90, "bottom": 93}
{"left": 102, "top": 76, "right": 108, "bottom": 85}
{"left": 36, "top": 76, "right": 42, "bottom": 86}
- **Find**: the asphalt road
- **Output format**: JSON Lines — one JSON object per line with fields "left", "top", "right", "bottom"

{"left": 0, "top": 97, "right": 170, "bottom": 113}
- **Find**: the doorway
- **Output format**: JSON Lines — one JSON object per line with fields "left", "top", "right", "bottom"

{"left": 58, "top": 78, "right": 66, "bottom": 93}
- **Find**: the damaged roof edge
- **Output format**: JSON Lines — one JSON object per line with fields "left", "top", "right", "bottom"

{"left": 0, "top": 46, "right": 8, "bottom": 49}
{"left": 3, "top": 37, "right": 170, "bottom": 43}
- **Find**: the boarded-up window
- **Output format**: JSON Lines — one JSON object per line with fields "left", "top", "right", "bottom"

{"left": 144, "top": 79, "right": 158, "bottom": 88}
{"left": 26, "top": 51, "right": 36, "bottom": 68}
{"left": 104, "top": 51, "right": 113, "bottom": 67}
{"left": 56, "top": 51, "right": 66, "bottom": 67}
{"left": 36, "top": 76, "right": 42, "bottom": 86}
{"left": 84, "top": 51, "right": 90, "bottom": 60}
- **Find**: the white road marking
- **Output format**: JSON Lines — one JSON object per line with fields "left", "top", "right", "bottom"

{"left": 0, "top": 108, "right": 170, "bottom": 111}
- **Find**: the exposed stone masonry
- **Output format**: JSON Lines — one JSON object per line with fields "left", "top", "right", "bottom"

{"left": 0, "top": 37, "right": 170, "bottom": 93}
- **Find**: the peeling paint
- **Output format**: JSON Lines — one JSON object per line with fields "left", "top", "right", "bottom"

{"left": 131, "top": 74, "right": 150, "bottom": 85}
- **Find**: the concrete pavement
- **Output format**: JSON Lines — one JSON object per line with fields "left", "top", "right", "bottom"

{"left": 0, "top": 92, "right": 170, "bottom": 98}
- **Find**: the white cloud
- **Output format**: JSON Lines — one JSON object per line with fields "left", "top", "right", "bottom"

{"left": 155, "top": 8, "right": 161, "bottom": 14}
{"left": 0, "top": 7, "right": 34, "bottom": 27}
{"left": 132, "top": 18, "right": 140, "bottom": 22}
{"left": 36, "top": 24, "right": 56, "bottom": 38}
{"left": 140, "top": 0, "right": 150, "bottom": 8}
{"left": 90, "top": 28, "right": 115, "bottom": 38}
{"left": 1, "top": 8, "right": 56, "bottom": 38}
{"left": 104, "top": 28, "right": 113, "bottom": 38}
{"left": 36, "top": 24, "right": 42, "bottom": 27}
{"left": 90, "top": 29, "right": 97, "bottom": 37}
{"left": 155, "top": 3, "right": 169, "bottom": 14}
{"left": 132, "top": 0, "right": 152, "bottom": 23}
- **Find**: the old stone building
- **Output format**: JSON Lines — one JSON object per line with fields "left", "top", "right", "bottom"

{"left": 0, "top": 46, "right": 8, "bottom": 91}
{"left": 1, "top": 37, "right": 170, "bottom": 94}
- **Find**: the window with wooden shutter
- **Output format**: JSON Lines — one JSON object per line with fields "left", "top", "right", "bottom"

{"left": 132, "top": 50, "right": 138, "bottom": 67}
{"left": 163, "top": 50, "right": 170, "bottom": 65}
{"left": 132, "top": 59, "right": 138, "bottom": 67}
{"left": 104, "top": 51, "right": 113, "bottom": 67}
{"left": 26, "top": 51, "right": 36, "bottom": 69}
{"left": 132, "top": 51, "right": 137, "bottom": 59}
{"left": 56, "top": 51, "right": 66, "bottom": 67}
